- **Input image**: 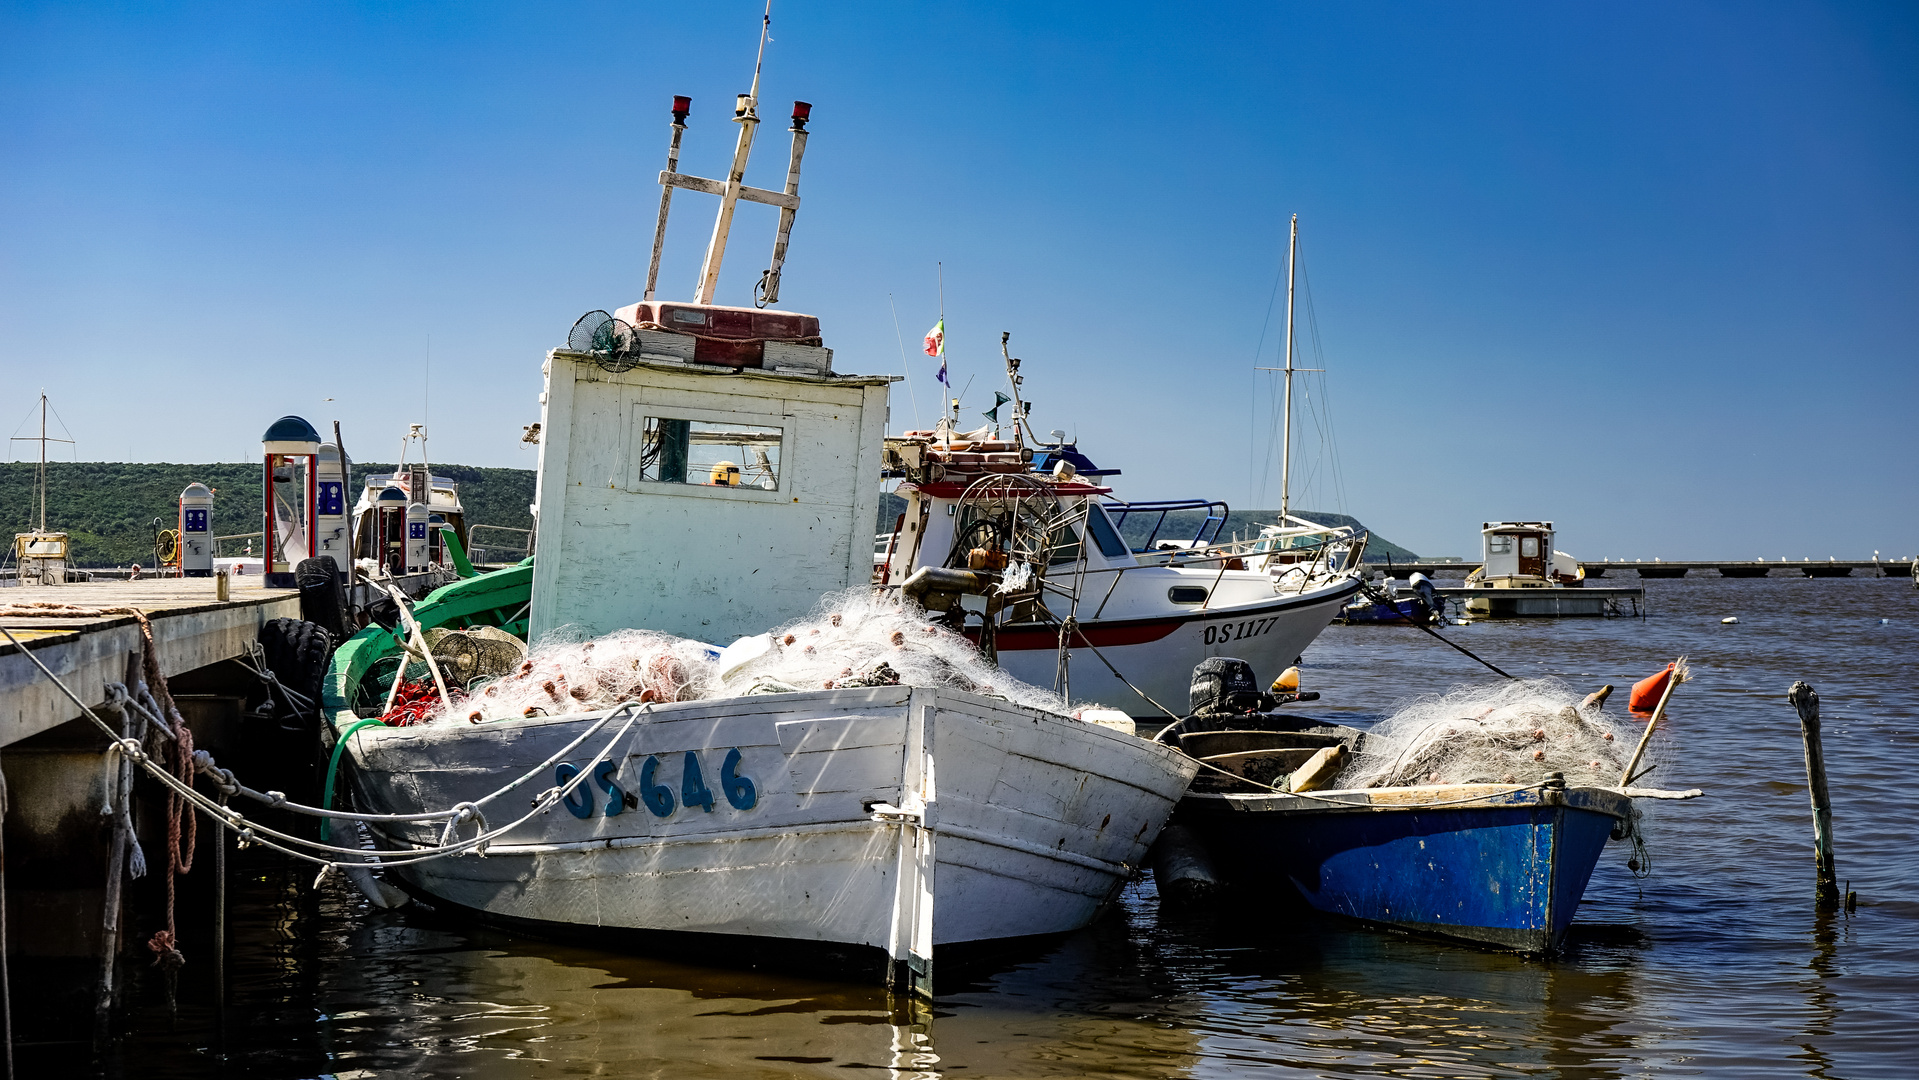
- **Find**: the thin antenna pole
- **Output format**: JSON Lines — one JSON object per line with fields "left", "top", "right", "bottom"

{"left": 888, "top": 293, "right": 923, "bottom": 430}
{"left": 422, "top": 336, "right": 430, "bottom": 468}
{"left": 939, "top": 263, "right": 955, "bottom": 424}
{"left": 1281, "top": 214, "right": 1297, "bottom": 526}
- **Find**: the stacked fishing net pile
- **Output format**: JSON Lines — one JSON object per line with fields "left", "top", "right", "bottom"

{"left": 714, "top": 589, "right": 1073, "bottom": 715}
{"left": 429, "top": 629, "right": 720, "bottom": 724}
{"left": 1334, "top": 678, "right": 1644, "bottom": 789}
{"left": 418, "top": 590, "right": 1072, "bottom": 724}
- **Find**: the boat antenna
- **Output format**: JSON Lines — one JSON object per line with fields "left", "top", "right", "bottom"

{"left": 650, "top": 1, "right": 812, "bottom": 308}
{"left": 999, "top": 332, "right": 1029, "bottom": 449}
{"left": 888, "top": 293, "right": 924, "bottom": 430}
{"left": 422, "top": 334, "right": 430, "bottom": 469}
{"left": 692, "top": 1, "right": 773, "bottom": 304}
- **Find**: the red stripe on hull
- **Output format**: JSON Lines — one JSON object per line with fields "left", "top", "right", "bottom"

{"left": 988, "top": 619, "right": 1183, "bottom": 651}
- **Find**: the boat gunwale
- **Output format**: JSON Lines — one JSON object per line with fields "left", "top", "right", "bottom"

{"left": 1179, "top": 783, "right": 1635, "bottom": 821}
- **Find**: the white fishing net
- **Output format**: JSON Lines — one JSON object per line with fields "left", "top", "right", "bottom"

{"left": 1333, "top": 677, "right": 1653, "bottom": 789}
{"left": 418, "top": 589, "right": 1075, "bottom": 724}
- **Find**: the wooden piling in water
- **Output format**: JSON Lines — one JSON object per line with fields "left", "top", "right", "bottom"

{"left": 1787, "top": 681, "right": 1839, "bottom": 904}
{"left": 1, "top": 768, "right": 14, "bottom": 1080}
{"left": 93, "top": 663, "right": 134, "bottom": 1049}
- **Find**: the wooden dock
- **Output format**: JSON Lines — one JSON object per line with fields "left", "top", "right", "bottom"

{"left": 1376, "top": 560, "right": 1912, "bottom": 580}
{"left": 0, "top": 578, "right": 300, "bottom": 747}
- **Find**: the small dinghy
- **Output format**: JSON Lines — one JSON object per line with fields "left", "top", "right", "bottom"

{"left": 1154, "top": 660, "right": 1701, "bottom": 952}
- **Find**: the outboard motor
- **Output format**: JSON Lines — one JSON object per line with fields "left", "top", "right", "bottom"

{"left": 1163, "top": 656, "right": 1323, "bottom": 743}
{"left": 1409, "top": 572, "right": 1439, "bottom": 625}
{"left": 1190, "top": 657, "right": 1266, "bottom": 716}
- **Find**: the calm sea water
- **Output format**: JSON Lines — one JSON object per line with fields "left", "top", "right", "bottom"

{"left": 64, "top": 576, "right": 1918, "bottom": 1078}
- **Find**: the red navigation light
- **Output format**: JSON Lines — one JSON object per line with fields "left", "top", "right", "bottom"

{"left": 791, "top": 100, "right": 812, "bottom": 129}
{"left": 672, "top": 95, "right": 692, "bottom": 120}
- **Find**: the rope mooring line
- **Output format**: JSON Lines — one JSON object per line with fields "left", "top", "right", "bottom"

{"left": 0, "top": 622, "right": 647, "bottom": 872}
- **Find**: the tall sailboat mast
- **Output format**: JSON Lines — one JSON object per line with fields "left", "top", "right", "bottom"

{"left": 37, "top": 393, "right": 47, "bottom": 532}
{"left": 1280, "top": 213, "right": 1298, "bottom": 526}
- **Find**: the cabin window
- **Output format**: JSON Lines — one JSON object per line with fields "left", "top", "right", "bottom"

{"left": 1085, "top": 506, "right": 1131, "bottom": 559}
{"left": 1168, "top": 586, "right": 1209, "bottom": 604}
{"left": 1048, "top": 521, "right": 1082, "bottom": 566}
{"left": 1487, "top": 535, "right": 1513, "bottom": 555}
{"left": 637, "top": 416, "right": 782, "bottom": 489}
{"left": 1520, "top": 537, "right": 1540, "bottom": 558}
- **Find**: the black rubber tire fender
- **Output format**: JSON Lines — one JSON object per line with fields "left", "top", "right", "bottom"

{"left": 258, "top": 617, "right": 333, "bottom": 730}
{"left": 295, "top": 556, "right": 349, "bottom": 640}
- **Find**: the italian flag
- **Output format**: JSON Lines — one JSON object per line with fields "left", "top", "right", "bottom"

{"left": 922, "top": 318, "right": 944, "bottom": 357}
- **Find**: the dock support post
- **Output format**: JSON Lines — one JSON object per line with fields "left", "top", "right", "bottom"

{"left": 1787, "top": 682, "right": 1839, "bottom": 904}
{"left": 213, "top": 794, "right": 227, "bottom": 1054}
{"left": 0, "top": 768, "right": 13, "bottom": 1080}
{"left": 93, "top": 658, "right": 139, "bottom": 1051}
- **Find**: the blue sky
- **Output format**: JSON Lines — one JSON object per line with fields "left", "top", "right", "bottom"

{"left": 3, "top": 1, "right": 1914, "bottom": 559}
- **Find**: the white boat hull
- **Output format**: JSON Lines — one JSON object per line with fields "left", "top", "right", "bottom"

{"left": 340, "top": 685, "right": 1196, "bottom": 988}
{"left": 990, "top": 575, "right": 1362, "bottom": 718}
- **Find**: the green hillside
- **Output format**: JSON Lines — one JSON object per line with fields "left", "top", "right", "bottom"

{"left": 1, "top": 461, "right": 535, "bottom": 568}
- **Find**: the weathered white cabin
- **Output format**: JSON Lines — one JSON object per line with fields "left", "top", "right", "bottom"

{"left": 1478, "top": 520, "right": 1581, "bottom": 585}
{"left": 528, "top": 349, "right": 894, "bottom": 643}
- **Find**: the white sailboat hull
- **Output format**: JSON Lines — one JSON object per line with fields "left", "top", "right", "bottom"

{"left": 341, "top": 685, "right": 1195, "bottom": 971}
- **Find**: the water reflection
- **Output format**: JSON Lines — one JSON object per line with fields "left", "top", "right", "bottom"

{"left": 65, "top": 578, "right": 1919, "bottom": 1078}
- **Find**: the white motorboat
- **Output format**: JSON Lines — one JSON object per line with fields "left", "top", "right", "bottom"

{"left": 874, "top": 445, "right": 1363, "bottom": 718}
{"left": 871, "top": 216, "right": 1366, "bottom": 719}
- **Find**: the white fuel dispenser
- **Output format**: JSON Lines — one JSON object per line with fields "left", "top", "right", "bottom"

{"left": 374, "top": 485, "right": 409, "bottom": 574}
{"left": 314, "top": 443, "right": 350, "bottom": 575}
{"left": 405, "top": 502, "right": 430, "bottom": 573}
{"left": 178, "top": 482, "right": 214, "bottom": 577}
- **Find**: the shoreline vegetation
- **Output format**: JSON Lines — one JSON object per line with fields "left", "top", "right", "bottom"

{"left": 5, "top": 462, "right": 1421, "bottom": 569}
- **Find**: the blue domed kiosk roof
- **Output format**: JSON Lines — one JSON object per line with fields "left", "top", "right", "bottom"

{"left": 262, "top": 415, "right": 322, "bottom": 453}
{"left": 262, "top": 415, "right": 320, "bottom": 443}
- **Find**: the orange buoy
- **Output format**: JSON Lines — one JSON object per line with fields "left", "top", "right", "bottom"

{"left": 1629, "top": 663, "right": 1675, "bottom": 717}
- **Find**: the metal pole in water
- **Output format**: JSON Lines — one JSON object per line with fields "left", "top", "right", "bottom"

{"left": 1787, "top": 681, "right": 1840, "bottom": 904}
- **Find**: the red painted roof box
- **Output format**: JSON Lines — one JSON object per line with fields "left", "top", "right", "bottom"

{"left": 613, "top": 301, "right": 822, "bottom": 368}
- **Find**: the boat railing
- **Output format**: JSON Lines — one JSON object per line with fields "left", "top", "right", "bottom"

{"left": 1103, "top": 499, "right": 1230, "bottom": 552}
{"left": 212, "top": 532, "right": 265, "bottom": 559}
{"left": 469, "top": 524, "right": 534, "bottom": 566}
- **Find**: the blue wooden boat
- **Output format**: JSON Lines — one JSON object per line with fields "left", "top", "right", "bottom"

{"left": 1175, "top": 778, "right": 1633, "bottom": 952}
{"left": 1336, "top": 594, "right": 1432, "bottom": 625}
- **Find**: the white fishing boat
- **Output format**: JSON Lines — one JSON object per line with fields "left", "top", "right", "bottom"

{"left": 871, "top": 215, "right": 1365, "bottom": 719}
{"left": 321, "top": 21, "right": 1196, "bottom": 996}
{"left": 335, "top": 683, "right": 1193, "bottom": 990}
{"left": 1453, "top": 521, "right": 1634, "bottom": 618}
{"left": 349, "top": 425, "right": 471, "bottom": 578}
